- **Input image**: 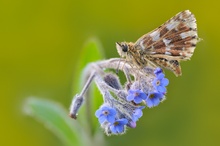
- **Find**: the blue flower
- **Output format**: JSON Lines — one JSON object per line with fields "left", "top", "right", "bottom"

{"left": 95, "top": 106, "right": 116, "bottom": 124}
{"left": 110, "top": 118, "right": 128, "bottom": 134}
{"left": 145, "top": 92, "right": 164, "bottom": 108}
{"left": 154, "top": 67, "right": 163, "bottom": 76}
{"left": 132, "top": 106, "right": 144, "bottom": 122}
{"left": 127, "top": 89, "right": 147, "bottom": 104}
{"left": 152, "top": 73, "right": 169, "bottom": 93}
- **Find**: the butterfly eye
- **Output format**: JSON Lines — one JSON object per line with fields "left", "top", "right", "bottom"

{"left": 122, "top": 44, "right": 128, "bottom": 52}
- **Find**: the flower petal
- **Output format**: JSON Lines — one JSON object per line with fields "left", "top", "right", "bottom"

{"left": 157, "top": 86, "right": 166, "bottom": 93}
{"left": 95, "top": 109, "right": 102, "bottom": 117}
{"left": 162, "top": 78, "right": 169, "bottom": 86}
{"left": 132, "top": 109, "right": 143, "bottom": 122}
{"left": 109, "top": 108, "right": 117, "bottom": 116}
{"left": 128, "top": 89, "right": 135, "bottom": 94}
{"left": 107, "top": 115, "right": 115, "bottom": 123}
{"left": 134, "top": 109, "right": 143, "bottom": 118}
{"left": 157, "top": 73, "right": 165, "bottom": 79}
{"left": 98, "top": 115, "right": 106, "bottom": 124}
{"left": 116, "top": 124, "right": 124, "bottom": 133}
{"left": 101, "top": 106, "right": 109, "bottom": 111}
{"left": 133, "top": 97, "right": 143, "bottom": 104}
{"left": 110, "top": 125, "right": 117, "bottom": 134}
{"left": 120, "top": 118, "right": 128, "bottom": 125}
{"left": 156, "top": 93, "right": 164, "bottom": 99}
{"left": 126, "top": 94, "right": 134, "bottom": 101}
{"left": 146, "top": 98, "right": 154, "bottom": 108}
{"left": 151, "top": 97, "right": 160, "bottom": 106}
{"left": 139, "top": 92, "right": 147, "bottom": 100}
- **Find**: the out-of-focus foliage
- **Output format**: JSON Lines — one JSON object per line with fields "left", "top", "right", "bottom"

{"left": 23, "top": 39, "right": 105, "bottom": 146}
{"left": 23, "top": 97, "right": 83, "bottom": 146}
{"left": 1, "top": 0, "right": 220, "bottom": 146}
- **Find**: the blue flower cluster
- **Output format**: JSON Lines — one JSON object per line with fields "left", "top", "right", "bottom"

{"left": 127, "top": 68, "right": 169, "bottom": 108}
{"left": 147, "top": 68, "right": 169, "bottom": 107}
{"left": 95, "top": 105, "right": 128, "bottom": 134}
{"left": 95, "top": 67, "right": 169, "bottom": 135}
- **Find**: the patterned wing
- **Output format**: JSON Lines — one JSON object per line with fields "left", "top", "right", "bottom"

{"left": 135, "top": 10, "right": 198, "bottom": 61}
{"left": 134, "top": 10, "right": 199, "bottom": 76}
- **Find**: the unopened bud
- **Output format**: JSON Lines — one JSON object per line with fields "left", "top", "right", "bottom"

{"left": 104, "top": 73, "right": 122, "bottom": 90}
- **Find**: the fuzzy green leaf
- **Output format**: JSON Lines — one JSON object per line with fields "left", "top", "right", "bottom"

{"left": 72, "top": 38, "right": 105, "bottom": 136}
{"left": 23, "top": 97, "right": 85, "bottom": 146}
{"left": 74, "top": 37, "right": 105, "bottom": 92}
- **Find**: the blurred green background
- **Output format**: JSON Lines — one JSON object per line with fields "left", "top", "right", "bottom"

{"left": 1, "top": 0, "right": 220, "bottom": 145}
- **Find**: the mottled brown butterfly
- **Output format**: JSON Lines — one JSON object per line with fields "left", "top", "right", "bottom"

{"left": 116, "top": 10, "right": 200, "bottom": 76}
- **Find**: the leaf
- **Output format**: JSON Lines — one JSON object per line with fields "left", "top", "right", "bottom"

{"left": 23, "top": 97, "right": 85, "bottom": 146}
{"left": 22, "top": 39, "right": 107, "bottom": 146}
{"left": 71, "top": 38, "right": 105, "bottom": 135}
{"left": 74, "top": 37, "right": 105, "bottom": 92}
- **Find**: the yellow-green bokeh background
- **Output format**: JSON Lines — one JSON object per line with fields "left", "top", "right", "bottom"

{"left": 1, "top": 0, "right": 219, "bottom": 145}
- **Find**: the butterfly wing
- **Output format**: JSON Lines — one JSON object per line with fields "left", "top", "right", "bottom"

{"left": 134, "top": 10, "right": 199, "bottom": 76}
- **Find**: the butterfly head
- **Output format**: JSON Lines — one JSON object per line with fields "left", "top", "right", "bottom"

{"left": 116, "top": 42, "right": 129, "bottom": 57}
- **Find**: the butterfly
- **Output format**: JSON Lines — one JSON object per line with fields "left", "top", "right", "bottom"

{"left": 116, "top": 10, "right": 200, "bottom": 76}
